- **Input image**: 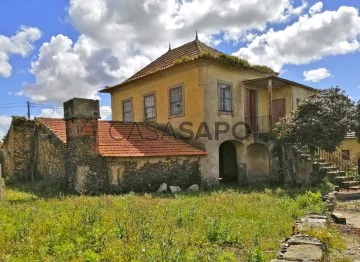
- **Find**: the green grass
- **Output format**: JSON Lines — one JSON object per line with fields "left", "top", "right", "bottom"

{"left": 0, "top": 183, "right": 328, "bottom": 261}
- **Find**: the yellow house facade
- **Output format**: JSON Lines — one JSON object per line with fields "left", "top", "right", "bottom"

{"left": 101, "top": 38, "right": 316, "bottom": 185}
{"left": 338, "top": 133, "right": 360, "bottom": 162}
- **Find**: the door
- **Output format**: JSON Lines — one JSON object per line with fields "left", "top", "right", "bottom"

{"left": 272, "top": 99, "right": 285, "bottom": 123}
{"left": 246, "top": 89, "right": 257, "bottom": 132}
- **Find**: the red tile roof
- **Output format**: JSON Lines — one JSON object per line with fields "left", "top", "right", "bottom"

{"left": 101, "top": 39, "right": 223, "bottom": 92}
{"left": 37, "top": 118, "right": 66, "bottom": 143}
{"left": 36, "top": 118, "right": 206, "bottom": 157}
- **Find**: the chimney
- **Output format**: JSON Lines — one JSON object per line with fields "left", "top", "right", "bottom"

{"left": 64, "top": 98, "right": 100, "bottom": 156}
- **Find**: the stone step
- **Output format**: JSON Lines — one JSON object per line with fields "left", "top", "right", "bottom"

{"left": 327, "top": 171, "right": 345, "bottom": 178}
{"left": 315, "top": 158, "right": 326, "bottom": 163}
{"left": 349, "top": 186, "right": 360, "bottom": 191}
{"left": 342, "top": 181, "right": 360, "bottom": 187}
{"left": 334, "top": 176, "right": 347, "bottom": 183}
{"left": 320, "top": 166, "right": 338, "bottom": 172}
{"left": 318, "top": 162, "right": 332, "bottom": 167}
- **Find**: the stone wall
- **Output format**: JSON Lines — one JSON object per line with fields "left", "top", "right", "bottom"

{"left": 68, "top": 153, "right": 203, "bottom": 194}
{"left": 107, "top": 156, "right": 203, "bottom": 193}
{"left": 34, "top": 125, "right": 66, "bottom": 180}
{"left": 1, "top": 117, "right": 35, "bottom": 180}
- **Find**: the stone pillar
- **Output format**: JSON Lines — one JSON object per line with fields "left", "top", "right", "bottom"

{"left": 64, "top": 98, "right": 101, "bottom": 193}
{"left": 268, "top": 78, "right": 273, "bottom": 131}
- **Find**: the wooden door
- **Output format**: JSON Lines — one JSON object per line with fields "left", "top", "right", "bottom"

{"left": 246, "top": 89, "right": 257, "bottom": 131}
{"left": 272, "top": 99, "right": 285, "bottom": 123}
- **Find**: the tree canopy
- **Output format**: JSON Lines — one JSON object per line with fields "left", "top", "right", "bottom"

{"left": 275, "top": 88, "right": 356, "bottom": 153}
{"left": 355, "top": 101, "right": 360, "bottom": 141}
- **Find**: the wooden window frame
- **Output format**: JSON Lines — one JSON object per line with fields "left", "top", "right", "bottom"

{"left": 143, "top": 91, "right": 156, "bottom": 121}
{"left": 168, "top": 83, "right": 185, "bottom": 118}
{"left": 122, "top": 97, "right": 133, "bottom": 122}
{"left": 342, "top": 150, "right": 350, "bottom": 161}
{"left": 218, "top": 80, "right": 233, "bottom": 115}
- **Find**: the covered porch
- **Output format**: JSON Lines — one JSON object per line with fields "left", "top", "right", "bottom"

{"left": 242, "top": 76, "right": 314, "bottom": 133}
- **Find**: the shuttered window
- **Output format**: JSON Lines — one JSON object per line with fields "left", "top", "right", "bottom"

{"left": 169, "top": 86, "right": 183, "bottom": 116}
{"left": 122, "top": 99, "right": 133, "bottom": 122}
{"left": 144, "top": 94, "right": 155, "bottom": 120}
{"left": 218, "top": 83, "right": 232, "bottom": 112}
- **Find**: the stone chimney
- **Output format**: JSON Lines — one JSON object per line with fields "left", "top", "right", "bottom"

{"left": 64, "top": 98, "right": 100, "bottom": 156}
{"left": 63, "top": 98, "right": 101, "bottom": 192}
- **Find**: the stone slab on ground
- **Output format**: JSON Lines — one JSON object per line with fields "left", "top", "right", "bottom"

{"left": 331, "top": 212, "right": 347, "bottom": 224}
{"left": 287, "top": 235, "right": 323, "bottom": 247}
{"left": 335, "top": 191, "right": 360, "bottom": 201}
{"left": 281, "top": 244, "right": 323, "bottom": 261}
{"left": 296, "top": 213, "right": 327, "bottom": 231}
{"left": 337, "top": 211, "right": 360, "bottom": 228}
{"left": 272, "top": 214, "right": 326, "bottom": 261}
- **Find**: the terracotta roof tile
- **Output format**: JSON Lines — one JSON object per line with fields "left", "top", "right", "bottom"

{"left": 101, "top": 39, "right": 223, "bottom": 92}
{"left": 37, "top": 118, "right": 206, "bottom": 157}
{"left": 36, "top": 118, "right": 66, "bottom": 143}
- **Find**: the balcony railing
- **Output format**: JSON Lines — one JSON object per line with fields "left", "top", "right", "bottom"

{"left": 245, "top": 116, "right": 273, "bottom": 134}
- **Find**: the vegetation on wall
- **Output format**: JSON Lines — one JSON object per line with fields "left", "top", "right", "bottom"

{"left": 173, "top": 52, "right": 276, "bottom": 74}
{"left": 275, "top": 87, "right": 356, "bottom": 154}
{"left": 174, "top": 56, "right": 192, "bottom": 64}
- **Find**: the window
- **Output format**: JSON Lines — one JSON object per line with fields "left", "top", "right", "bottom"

{"left": 218, "top": 83, "right": 232, "bottom": 112}
{"left": 169, "top": 86, "right": 183, "bottom": 116}
{"left": 122, "top": 99, "right": 133, "bottom": 122}
{"left": 144, "top": 93, "right": 156, "bottom": 120}
{"left": 342, "top": 150, "right": 350, "bottom": 161}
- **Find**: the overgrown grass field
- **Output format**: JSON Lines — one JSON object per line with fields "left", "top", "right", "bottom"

{"left": 0, "top": 184, "right": 326, "bottom": 261}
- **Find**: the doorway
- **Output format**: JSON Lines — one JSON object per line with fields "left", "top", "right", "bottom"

{"left": 219, "top": 141, "right": 238, "bottom": 183}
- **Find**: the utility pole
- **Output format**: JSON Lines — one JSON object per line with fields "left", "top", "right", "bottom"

{"left": 27, "top": 101, "right": 30, "bottom": 120}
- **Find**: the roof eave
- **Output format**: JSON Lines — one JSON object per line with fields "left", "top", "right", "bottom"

{"left": 100, "top": 57, "right": 278, "bottom": 93}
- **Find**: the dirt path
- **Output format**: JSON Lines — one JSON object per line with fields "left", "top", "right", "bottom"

{"left": 333, "top": 200, "right": 360, "bottom": 261}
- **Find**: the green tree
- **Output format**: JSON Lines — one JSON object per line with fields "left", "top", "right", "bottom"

{"left": 275, "top": 88, "right": 356, "bottom": 154}
{"left": 355, "top": 101, "right": 360, "bottom": 141}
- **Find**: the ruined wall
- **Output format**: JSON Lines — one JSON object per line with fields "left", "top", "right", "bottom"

{"left": 69, "top": 154, "right": 203, "bottom": 194}
{"left": 35, "top": 125, "right": 66, "bottom": 180}
{"left": 2, "top": 117, "right": 35, "bottom": 180}
{"left": 107, "top": 156, "right": 203, "bottom": 193}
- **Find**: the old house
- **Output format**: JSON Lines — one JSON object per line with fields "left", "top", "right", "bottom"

{"left": 7, "top": 37, "right": 357, "bottom": 192}
{"left": 100, "top": 37, "right": 316, "bottom": 186}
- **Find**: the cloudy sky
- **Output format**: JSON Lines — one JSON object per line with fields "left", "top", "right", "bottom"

{"left": 1, "top": 0, "right": 360, "bottom": 139}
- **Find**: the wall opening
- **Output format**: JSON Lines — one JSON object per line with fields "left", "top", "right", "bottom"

{"left": 219, "top": 141, "right": 238, "bottom": 183}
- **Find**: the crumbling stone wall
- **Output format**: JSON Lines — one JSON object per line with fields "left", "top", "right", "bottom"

{"left": 107, "top": 156, "right": 203, "bottom": 193}
{"left": 35, "top": 125, "right": 66, "bottom": 180}
{"left": 252, "top": 133, "right": 314, "bottom": 186}
{"left": 1, "top": 117, "right": 35, "bottom": 180}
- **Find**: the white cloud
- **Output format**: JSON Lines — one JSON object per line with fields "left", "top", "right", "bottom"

{"left": 0, "top": 26, "right": 41, "bottom": 78}
{"left": 100, "top": 106, "right": 112, "bottom": 120}
{"left": 303, "top": 67, "right": 332, "bottom": 82}
{"left": 20, "top": 0, "right": 306, "bottom": 104}
{"left": 38, "top": 107, "right": 64, "bottom": 118}
{"left": 0, "top": 115, "right": 12, "bottom": 140}
{"left": 309, "top": 2, "right": 323, "bottom": 16}
{"left": 234, "top": 6, "right": 360, "bottom": 71}
{"left": 37, "top": 105, "right": 111, "bottom": 120}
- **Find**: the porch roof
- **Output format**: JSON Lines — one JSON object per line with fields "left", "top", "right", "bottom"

{"left": 242, "top": 76, "right": 315, "bottom": 91}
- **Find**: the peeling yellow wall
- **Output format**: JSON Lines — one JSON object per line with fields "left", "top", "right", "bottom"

{"left": 111, "top": 63, "right": 204, "bottom": 135}
{"left": 291, "top": 85, "right": 315, "bottom": 110}
{"left": 339, "top": 138, "right": 360, "bottom": 160}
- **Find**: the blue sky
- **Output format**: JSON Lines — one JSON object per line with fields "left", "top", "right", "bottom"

{"left": 1, "top": 0, "right": 360, "bottom": 138}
